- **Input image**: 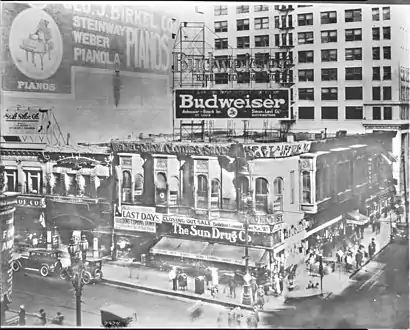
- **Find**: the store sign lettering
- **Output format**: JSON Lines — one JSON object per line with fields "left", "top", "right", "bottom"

{"left": 114, "top": 217, "right": 156, "bottom": 233}
{"left": 121, "top": 205, "right": 162, "bottom": 223}
{"left": 172, "top": 223, "right": 251, "bottom": 244}
{"left": 284, "top": 222, "right": 306, "bottom": 240}
{"left": 17, "top": 196, "right": 46, "bottom": 208}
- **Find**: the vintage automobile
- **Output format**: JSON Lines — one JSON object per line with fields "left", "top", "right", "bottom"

{"left": 100, "top": 304, "right": 138, "bottom": 328}
{"left": 11, "top": 248, "right": 64, "bottom": 277}
{"left": 60, "top": 258, "right": 103, "bottom": 285}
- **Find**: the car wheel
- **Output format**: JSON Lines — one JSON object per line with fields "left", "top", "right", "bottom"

{"left": 12, "top": 261, "right": 20, "bottom": 272}
{"left": 40, "top": 265, "right": 49, "bottom": 277}
{"left": 94, "top": 269, "right": 102, "bottom": 280}
{"left": 82, "top": 271, "right": 91, "bottom": 285}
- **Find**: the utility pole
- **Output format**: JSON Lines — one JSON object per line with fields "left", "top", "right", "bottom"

{"left": 402, "top": 149, "right": 409, "bottom": 223}
{"left": 318, "top": 255, "right": 324, "bottom": 297}
{"left": 242, "top": 194, "right": 253, "bottom": 306}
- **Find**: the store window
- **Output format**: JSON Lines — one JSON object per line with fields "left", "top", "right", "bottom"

{"left": 5, "top": 169, "right": 18, "bottom": 192}
{"left": 302, "top": 171, "right": 311, "bottom": 204}
{"left": 273, "top": 177, "right": 284, "bottom": 211}
{"left": 197, "top": 175, "right": 208, "bottom": 208}
{"left": 211, "top": 179, "right": 221, "bottom": 209}
{"left": 24, "top": 170, "right": 42, "bottom": 194}
{"left": 168, "top": 176, "right": 179, "bottom": 205}
{"left": 255, "top": 177, "right": 269, "bottom": 212}
{"left": 122, "top": 171, "right": 132, "bottom": 203}
{"left": 134, "top": 174, "right": 144, "bottom": 203}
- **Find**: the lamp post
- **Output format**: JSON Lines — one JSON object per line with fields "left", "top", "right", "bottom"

{"left": 242, "top": 194, "right": 253, "bottom": 306}
{"left": 67, "top": 235, "right": 89, "bottom": 327}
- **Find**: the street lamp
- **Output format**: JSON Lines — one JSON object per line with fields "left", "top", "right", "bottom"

{"left": 242, "top": 194, "right": 253, "bottom": 306}
{"left": 67, "top": 235, "right": 89, "bottom": 327}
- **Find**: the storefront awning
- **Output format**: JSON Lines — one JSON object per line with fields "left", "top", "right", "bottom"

{"left": 150, "top": 237, "right": 208, "bottom": 259}
{"left": 346, "top": 210, "right": 370, "bottom": 226}
{"left": 200, "top": 243, "right": 267, "bottom": 267}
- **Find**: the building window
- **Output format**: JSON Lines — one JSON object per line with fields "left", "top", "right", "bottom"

{"left": 254, "top": 4, "right": 269, "bottom": 12}
{"left": 383, "top": 7, "right": 391, "bottom": 20}
{"left": 24, "top": 170, "right": 42, "bottom": 194}
{"left": 384, "top": 106, "right": 393, "bottom": 120}
{"left": 211, "top": 179, "right": 221, "bottom": 209}
{"left": 274, "top": 16, "right": 280, "bottom": 28}
{"left": 383, "top": 27, "right": 391, "bottom": 40}
{"left": 321, "top": 106, "right": 338, "bottom": 120}
{"left": 337, "top": 162, "right": 351, "bottom": 191}
{"left": 236, "top": 5, "right": 249, "bottom": 14}
{"left": 237, "top": 18, "right": 250, "bottom": 31}
{"left": 290, "top": 171, "right": 295, "bottom": 204}
{"left": 345, "top": 87, "right": 363, "bottom": 100}
{"left": 345, "top": 106, "right": 363, "bottom": 120}
{"left": 273, "top": 177, "right": 284, "bottom": 211}
{"left": 383, "top": 86, "right": 392, "bottom": 100}
{"left": 322, "top": 87, "right": 338, "bottom": 100}
{"left": 274, "top": 34, "right": 280, "bottom": 46}
{"left": 321, "top": 68, "right": 337, "bottom": 81}
{"left": 298, "top": 69, "right": 314, "bottom": 82}
{"left": 298, "top": 31, "right": 314, "bottom": 44}
{"left": 298, "top": 50, "right": 314, "bottom": 63}
{"left": 298, "top": 13, "right": 313, "bottom": 26}
{"left": 197, "top": 175, "right": 208, "bottom": 208}
{"left": 215, "top": 38, "right": 228, "bottom": 50}
{"left": 372, "top": 27, "right": 380, "bottom": 40}
{"left": 373, "top": 106, "right": 382, "bottom": 120}
{"left": 299, "top": 88, "right": 314, "bottom": 100}
{"left": 255, "top": 35, "right": 269, "bottom": 47}
{"left": 321, "top": 11, "right": 337, "bottom": 24}
{"left": 214, "top": 21, "right": 228, "bottom": 33}
{"left": 321, "top": 30, "right": 337, "bottom": 43}
{"left": 5, "top": 170, "right": 17, "bottom": 192}
{"left": 345, "top": 9, "right": 362, "bottom": 22}
{"left": 237, "top": 72, "right": 250, "bottom": 84}
{"left": 255, "top": 17, "right": 269, "bottom": 30}
{"left": 255, "top": 177, "right": 269, "bottom": 212}
{"left": 383, "top": 66, "right": 391, "bottom": 80}
{"left": 373, "top": 87, "right": 381, "bottom": 100}
{"left": 373, "top": 67, "right": 381, "bottom": 80}
{"left": 302, "top": 171, "right": 311, "bottom": 204}
{"left": 345, "top": 28, "right": 362, "bottom": 42}
{"left": 345, "top": 48, "right": 362, "bottom": 61}
{"left": 238, "top": 176, "right": 249, "bottom": 199}
{"left": 237, "top": 36, "right": 250, "bottom": 49}
{"left": 122, "top": 171, "right": 132, "bottom": 202}
{"left": 345, "top": 67, "right": 362, "bottom": 80}
{"left": 214, "top": 73, "right": 228, "bottom": 84}
{"left": 169, "top": 176, "right": 179, "bottom": 205}
{"left": 372, "top": 8, "right": 380, "bottom": 21}
{"left": 134, "top": 174, "right": 144, "bottom": 203}
{"left": 321, "top": 49, "right": 337, "bottom": 62}
{"left": 214, "top": 5, "right": 227, "bottom": 16}
{"left": 383, "top": 46, "right": 391, "bottom": 60}
{"left": 299, "top": 107, "right": 315, "bottom": 119}
{"left": 280, "top": 15, "right": 293, "bottom": 28}
{"left": 372, "top": 47, "right": 380, "bottom": 60}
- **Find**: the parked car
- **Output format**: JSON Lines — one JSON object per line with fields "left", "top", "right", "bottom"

{"left": 60, "top": 258, "right": 104, "bottom": 285}
{"left": 12, "top": 248, "right": 64, "bottom": 277}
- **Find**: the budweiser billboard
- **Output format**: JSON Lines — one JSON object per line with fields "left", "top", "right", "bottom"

{"left": 174, "top": 88, "right": 290, "bottom": 119}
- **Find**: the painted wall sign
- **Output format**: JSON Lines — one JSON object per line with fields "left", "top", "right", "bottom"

{"left": 16, "top": 196, "right": 46, "bottom": 208}
{"left": 175, "top": 89, "right": 290, "bottom": 119}
{"left": 121, "top": 205, "right": 162, "bottom": 223}
{"left": 2, "top": 108, "right": 46, "bottom": 135}
{"left": 114, "top": 216, "right": 156, "bottom": 233}
{"left": 112, "top": 141, "right": 312, "bottom": 159}
{"left": 47, "top": 195, "right": 99, "bottom": 205}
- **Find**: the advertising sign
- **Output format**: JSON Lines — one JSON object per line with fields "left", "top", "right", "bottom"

{"left": 120, "top": 205, "right": 162, "bottom": 223}
{"left": 114, "top": 216, "right": 157, "bottom": 233}
{"left": 16, "top": 196, "right": 46, "bottom": 208}
{"left": 2, "top": 107, "right": 45, "bottom": 135}
{"left": 2, "top": 3, "right": 175, "bottom": 93}
{"left": 174, "top": 89, "right": 290, "bottom": 119}
{"left": 160, "top": 222, "right": 270, "bottom": 247}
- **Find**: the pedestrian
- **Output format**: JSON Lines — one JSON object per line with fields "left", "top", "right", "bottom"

{"left": 278, "top": 273, "right": 284, "bottom": 295}
{"left": 371, "top": 220, "right": 376, "bottom": 233}
{"left": 169, "top": 267, "right": 177, "bottom": 291}
{"left": 376, "top": 221, "right": 381, "bottom": 235}
{"left": 360, "top": 226, "right": 365, "bottom": 239}
{"left": 37, "top": 308, "right": 47, "bottom": 326}
{"left": 336, "top": 248, "right": 344, "bottom": 263}
{"left": 18, "top": 305, "right": 26, "bottom": 326}
{"left": 217, "top": 311, "right": 224, "bottom": 328}
{"left": 205, "top": 267, "right": 212, "bottom": 287}
{"left": 234, "top": 307, "right": 242, "bottom": 328}
{"left": 227, "top": 308, "right": 234, "bottom": 328}
{"left": 251, "top": 278, "right": 258, "bottom": 302}
{"left": 370, "top": 238, "right": 377, "bottom": 255}
{"left": 229, "top": 278, "right": 236, "bottom": 299}
{"left": 355, "top": 250, "right": 363, "bottom": 269}
{"left": 345, "top": 253, "right": 353, "bottom": 272}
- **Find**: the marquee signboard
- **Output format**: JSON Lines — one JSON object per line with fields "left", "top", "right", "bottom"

{"left": 174, "top": 89, "right": 291, "bottom": 119}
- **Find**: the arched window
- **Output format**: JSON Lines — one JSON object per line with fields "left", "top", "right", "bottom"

{"left": 255, "top": 177, "right": 268, "bottom": 212}
{"left": 197, "top": 175, "right": 208, "bottom": 208}
{"left": 273, "top": 177, "right": 284, "bottom": 211}
{"left": 122, "top": 171, "right": 132, "bottom": 189}
{"left": 156, "top": 172, "right": 167, "bottom": 204}
{"left": 238, "top": 176, "right": 249, "bottom": 196}
{"left": 211, "top": 179, "right": 221, "bottom": 209}
{"left": 169, "top": 176, "right": 179, "bottom": 205}
{"left": 302, "top": 171, "right": 311, "bottom": 204}
{"left": 134, "top": 174, "right": 144, "bottom": 203}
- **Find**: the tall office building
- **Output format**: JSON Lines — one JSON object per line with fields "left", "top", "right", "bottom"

{"left": 199, "top": 2, "right": 409, "bottom": 203}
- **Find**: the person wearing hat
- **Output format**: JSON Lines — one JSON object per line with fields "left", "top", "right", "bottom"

{"left": 18, "top": 305, "right": 26, "bottom": 326}
{"left": 37, "top": 308, "right": 47, "bottom": 325}
{"left": 368, "top": 238, "right": 377, "bottom": 259}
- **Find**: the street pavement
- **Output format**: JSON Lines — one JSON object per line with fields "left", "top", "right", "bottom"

{"left": 263, "top": 240, "right": 409, "bottom": 329}
{"left": 10, "top": 270, "right": 227, "bottom": 328}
